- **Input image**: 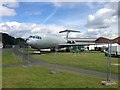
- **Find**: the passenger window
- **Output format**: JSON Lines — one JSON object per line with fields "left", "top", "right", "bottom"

{"left": 33, "top": 36, "right": 35, "bottom": 38}
{"left": 35, "top": 36, "right": 38, "bottom": 39}
{"left": 34, "top": 36, "right": 40, "bottom": 39}
{"left": 39, "top": 36, "right": 42, "bottom": 39}
{"left": 29, "top": 36, "right": 32, "bottom": 38}
{"left": 37, "top": 36, "right": 39, "bottom": 39}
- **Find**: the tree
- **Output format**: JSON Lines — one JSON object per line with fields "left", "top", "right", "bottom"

{"left": 15, "top": 38, "right": 25, "bottom": 46}
{"left": 2, "top": 33, "right": 16, "bottom": 45}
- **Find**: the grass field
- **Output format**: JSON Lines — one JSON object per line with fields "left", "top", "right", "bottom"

{"left": 2, "top": 49, "right": 21, "bottom": 64}
{"left": 2, "top": 49, "right": 119, "bottom": 88}
{"left": 32, "top": 51, "right": 119, "bottom": 74}
{"left": 2, "top": 66, "right": 118, "bottom": 88}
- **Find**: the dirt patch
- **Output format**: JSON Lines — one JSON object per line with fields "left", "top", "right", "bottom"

{"left": 111, "top": 63, "right": 120, "bottom": 66}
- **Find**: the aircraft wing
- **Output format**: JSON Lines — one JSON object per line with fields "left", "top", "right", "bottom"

{"left": 59, "top": 42, "right": 95, "bottom": 47}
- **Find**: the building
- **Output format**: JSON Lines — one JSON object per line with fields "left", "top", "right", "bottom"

{"left": 68, "top": 37, "right": 120, "bottom": 51}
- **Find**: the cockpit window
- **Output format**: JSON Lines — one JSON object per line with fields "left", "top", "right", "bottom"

{"left": 29, "top": 36, "right": 33, "bottom": 38}
{"left": 37, "top": 36, "right": 42, "bottom": 39}
{"left": 39, "top": 37, "right": 41, "bottom": 39}
{"left": 29, "top": 35, "right": 41, "bottom": 39}
{"left": 36, "top": 36, "right": 39, "bottom": 39}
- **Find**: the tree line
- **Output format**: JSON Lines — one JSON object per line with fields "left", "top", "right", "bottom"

{"left": 1, "top": 33, "right": 25, "bottom": 47}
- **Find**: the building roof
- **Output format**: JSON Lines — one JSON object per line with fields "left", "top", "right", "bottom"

{"left": 68, "top": 37, "right": 120, "bottom": 45}
{"left": 95, "top": 37, "right": 109, "bottom": 43}
{"left": 112, "top": 37, "right": 120, "bottom": 44}
{"left": 95, "top": 37, "right": 120, "bottom": 44}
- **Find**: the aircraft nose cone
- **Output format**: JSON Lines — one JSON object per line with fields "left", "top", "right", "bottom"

{"left": 26, "top": 39, "right": 31, "bottom": 45}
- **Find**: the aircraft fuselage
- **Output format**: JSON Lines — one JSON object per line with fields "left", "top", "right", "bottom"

{"left": 26, "top": 34, "right": 67, "bottom": 49}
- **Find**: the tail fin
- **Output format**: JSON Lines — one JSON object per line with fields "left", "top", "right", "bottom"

{"left": 59, "top": 29, "right": 80, "bottom": 39}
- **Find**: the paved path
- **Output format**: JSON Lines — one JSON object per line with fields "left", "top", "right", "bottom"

{"left": 9, "top": 46, "right": 119, "bottom": 80}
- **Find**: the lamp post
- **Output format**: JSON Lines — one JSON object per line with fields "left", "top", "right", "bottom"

{"left": 101, "top": 40, "right": 116, "bottom": 85}
{"left": 50, "top": 46, "right": 59, "bottom": 74}
{"left": 107, "top": 40, "right": 112, "bottom": 82}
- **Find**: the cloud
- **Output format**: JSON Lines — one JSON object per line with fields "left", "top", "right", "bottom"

{"left": 86, "top": 2, "right": 118, "bottom": 29}
{"left": 0, "top": 6, "right": 16, "bottom": 16}
{"left": 84, "top": 2, "right": 118, "bottom": 39}
{"left": 0, "top": 0, "right": 19, "bottom": 16}
{"left": 0, "top": 21, "right": 66, "bottom": 38}
{"left": 2, "top": 0, "right": 19, "bottom": 8}
{"left": 67, "top": 28, "right": 116, "bottom": 38}
{"left": 0, "top": 21, "right": 118, "bottom": 39}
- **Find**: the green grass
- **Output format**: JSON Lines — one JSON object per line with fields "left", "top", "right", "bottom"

{"left": 2, "top": 66, "right": 118, "bottom": 88}
{"left": 2, "top": 49, "right": 21, "bottom": 64}
{"left": 32, "top": 51, "right": 119, "bottom": 74}
{"left": 2, "top": 49, "right": 119, "bottom": 88}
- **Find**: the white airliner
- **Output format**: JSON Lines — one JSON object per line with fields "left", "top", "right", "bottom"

{"left": 26, "top": 30, "right": 91, "bottom": 50}
{"left": 26, "top": 33, "right": 67, "bottom": 49}
{"left": 26, "top": 30, "right": 81, "bottom": 49}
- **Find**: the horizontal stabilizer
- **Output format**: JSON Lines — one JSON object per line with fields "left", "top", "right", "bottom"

{"left": 59, "top": 29, "right": 80, "bottom": 33}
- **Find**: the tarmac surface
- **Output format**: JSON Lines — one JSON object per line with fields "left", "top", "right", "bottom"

{"left": 3, "top": 46, "right": 119, "bottom": 80}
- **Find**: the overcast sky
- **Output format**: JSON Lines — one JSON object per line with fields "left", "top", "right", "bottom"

{"left": 0, "top": 0, "right": 119, "bottom": 39}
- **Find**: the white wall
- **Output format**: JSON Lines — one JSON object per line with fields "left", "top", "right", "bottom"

{"left": 85, "top": 43, "right": 119, "bottom": 51}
